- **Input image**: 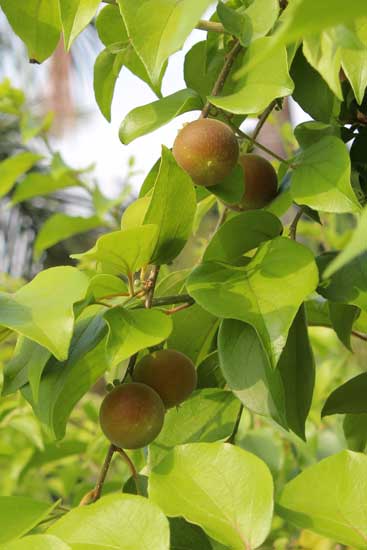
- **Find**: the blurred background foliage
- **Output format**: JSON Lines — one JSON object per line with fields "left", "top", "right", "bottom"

{"left": 0, "top": 10, "right": 367, "bottom": 550}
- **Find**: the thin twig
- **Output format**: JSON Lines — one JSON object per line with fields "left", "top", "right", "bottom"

{"left": 201, "top": 40, "right": 243, "bottom": 119}
{"left": 351, "top": 331, "right": 367, "bottom": 342}
{"left": 289, "top": 207, "right": 304, "bottom": 240}
{"left": 233, "top": 126, "right": 290, "bottom": 164}
{"left": 164, "top": 302, "right": 194, "bottom": 315}
{"left": 252, "top": 100, "right": 277, "bottom": 141}
{"left": 226, "top": 404, "right": 244, "bottom": 444}
{"left": 115, "top": 447, "right": 141, "bottom": 495}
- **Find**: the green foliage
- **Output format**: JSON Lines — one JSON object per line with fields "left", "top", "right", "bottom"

{"left": 150, "top": 442, "right": 273, "bottom": 549}
{"left": 2, "top": 2, "right": 367, "bottom": 548}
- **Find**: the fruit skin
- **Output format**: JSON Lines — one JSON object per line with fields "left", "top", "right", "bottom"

{"left": 133, "top": 349, "right": 197, "bottom": 409}
{"left": 229, "top": 154, "right": 278, "bottom": 211}
{"left": 99, "top": 383, "right": 165, "bottom": 449}
{"left": 172, "top": 118, "right": 239, "bottom": 187}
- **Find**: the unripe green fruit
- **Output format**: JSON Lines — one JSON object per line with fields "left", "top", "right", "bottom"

{"left": 230, "top": 154, "right": 278, "bottom": 211}
{"left": 172, "top": 118, "right": 239, "bottom": 187}
{"left": 99, "top": 383, "right": 165, "bottom": 449}
{"left": 133, "top": 349, "right": 197, "bottom": 408}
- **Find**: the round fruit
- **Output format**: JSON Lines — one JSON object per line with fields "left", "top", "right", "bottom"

{"left": 133, "top": 349, "right": 197, "bottom": 408}
{"left": 229, "top": 154, "right": 278, "bottom": 210}
{"left": 172, "top": 118, "right": 239, "bottom": 187}
{"left": 99, "top": 383, "right": 165, "bottom": 449}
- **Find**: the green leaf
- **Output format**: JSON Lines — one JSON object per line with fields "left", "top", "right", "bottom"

{"left": 2, "top": 337, "right": 51, "bottom": 397}
{"left": 244, "top": 0, "right": 279, "bottom": 41}
{"left": 303, "top": 32, "right": 343, "bottom": 100}
{"left": 167, "top": 304, "right": 218, "bottom": 365}
{"left": 341, "top": 19, "right": 367, "bottom": 104}
{"left": 188, "top": 237, "right": 318, "bottom": 367}
{"left": 291, "top": 137, "right": 360, "bottom": 214}
{"left": 343, "top": 413, "right": 367, "bottom": 452}
{"left": 329, "top": 302, "right": 359, "bottom": 350}
{"left": 87, "top": 274, "right": 128, "bottom": 301}
{"left": 0, "top": 153, "right": 42, "bottom": 198}
{"left": 59, "top": 0, "right": 100, "bottom": 50}
{"left": 94, "top": 49, "right": 123, "bottom": 122}
{"left": 208, "top": 38, "right": 294, "bottom": 115}
{"left": 104, "top": 307, "right": 172, "bottom": 367}
{"left": 34, "top": 214, "right": 102, "bottom": 259}
{"left": 324, "top": 206, "right": 367, "bottom": 277}
{"left": 238, "top": 428, "right": 284, "bottom": 475}
{"left": 294, "top": 121, "right": 341, "bottom": 149}
{"left": 49, "top": 494, "right": 170, "bottom": 550}
{"left": 322, "top": 372, "right": 367, "bottom": 416}
{"left": 71, "top": 225, "right": 159, "bottom": 276}
{"left": 117, "top": 0, "right": 213, "bottom": 86}
{"left": 150, "top": 442, "right": 274, "bottom": 549}
{"left": 121, "top": 196, "right": 151, "bottom": 229}
{"left": 277, "top": 305, "right": 315, "bottom": 440}
{"left": 0, "top": 496, "right": 59, "bottom": 544}
{"left": 22, "top": 309, "right": 107, "bottom": 439}
{"left": 96, "top": 5, "right": 164, "bottom": 97}
{"left": 278, "top": 450, "right": 367, "bottom": 548}
{"left": 204, "top": 211, "right": 282, "bottom": 263}
{"left": 169, "top": 517, "right": 212, "bottom": 550}
{"left": 119, "top": 89, "right": 202, "bottom": 144}
{"left": 0, "top": 267, "right": 89, "bottom": 361}
{"left": 317, "top": 252, "right": 367, "bottom": 311}
{"left": 208, "top": 164, "right": 245, "bottom": 204}
{"left": 197, "top": 352, "right": 226, "bottom": 389}
{"left": 0, "top": 0, "right": 61, "bottom": 62}
{"left": 96, "top": 4, "right": 126, "bottom": 46}
{"left": 20, "top": 111, "right": 54, "bottom": 143}
{"left": 217, "top": 3, "right": 252, "bottom": 46}
{"left": 150, "top": 389, "right": 239, "bottom": 467}
{"left": 193, "top": 195, "right": 216, "bottom": 235}
{"left": 235, "top": 0, "right": 367, "bottom": 78}
{"left": 218, "top": 319, "right": 287, "bottom": 428}
{"left": 142, "top": 147, "right": 196, "bottom": 264}
{"left": 11, "top": 172, "right": 80, "bottom": 204}
{"left": 184, "top": 41, "right": 226, "bottom": 103}
{"left": 3, "top": 535, "right": 70, "bottom": 550}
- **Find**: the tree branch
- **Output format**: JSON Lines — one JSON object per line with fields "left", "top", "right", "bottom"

{"left": 145, "top": 265, "right": 160, "bottom": 308}
{"left": 232, "top": 124, "right": 290, "bottom": 164}
{"left": 133, "top": 294, "right": 195, "bottom": 309}
{"left": 201, "top": 40, "right": 243, "bottom": 119}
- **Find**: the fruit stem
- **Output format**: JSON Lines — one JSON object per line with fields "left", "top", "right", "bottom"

{"left": 89, "top": 444, "right": 116, "bottom": 503}
{"left": 201, "top": 40, "right": 243, "bottom": 119}
{"left": 232, "top": 124, "right": 291, "bottom": 165}
{"left": 115, "top": 447, "right": 141, "bottom": 495}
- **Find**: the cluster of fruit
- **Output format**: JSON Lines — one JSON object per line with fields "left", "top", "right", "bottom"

{"left": 99, "top": 117, "right": 277, "bottom": 451}
{"left": 173, "top": 118, "right": 278, "bottom": 209}
{"left": 99, "top": 350, "right": 197, "bottom": 449}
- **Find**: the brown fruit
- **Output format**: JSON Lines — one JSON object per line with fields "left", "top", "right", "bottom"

{"left": 133, "top": 349, "right": 197, "bottom": 408}
{"left": 228, "top": 154, "right": 278, "bottom": 211}
{"left": 172, "top": 118, "right": 239, "bottom": 187}
{"left": 99, "top": 383, "right": 165, "bottom": 449}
